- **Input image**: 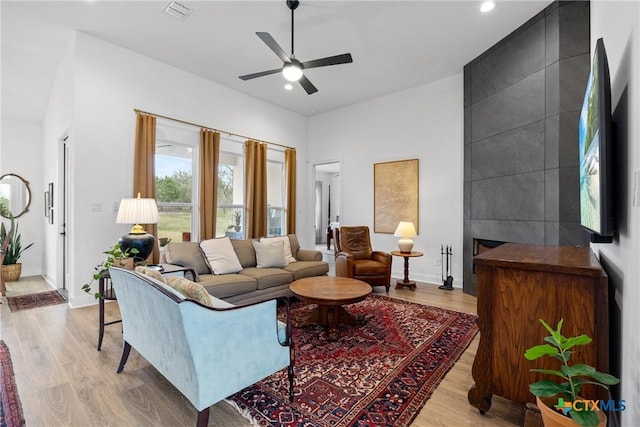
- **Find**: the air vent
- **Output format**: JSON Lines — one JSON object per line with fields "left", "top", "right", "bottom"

{"left": 163, "top": 1, "right": 192, "bottom": 20}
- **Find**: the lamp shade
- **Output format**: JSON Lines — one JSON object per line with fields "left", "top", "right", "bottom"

{"left": 394, "top": 222, "right": 417, "bottom": 238}
{"left": 116, "top": 197, "right": 159, "bottom": 228}
{"left": 394, "top": 221, "right": 417, "bottom": 253}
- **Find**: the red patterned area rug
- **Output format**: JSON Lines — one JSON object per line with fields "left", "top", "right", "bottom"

{"left": 7, "top": 290, "right": 66, "bottom": 312}
{"left": 0, "top": 341, "right": 25, "bottom": 427}
{"left": 228, "top": 294, "right": 478, "bottom": 426}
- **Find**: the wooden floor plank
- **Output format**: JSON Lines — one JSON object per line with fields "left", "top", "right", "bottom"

{"left": 1, "top": 278, "right": 524, "bottom": 426}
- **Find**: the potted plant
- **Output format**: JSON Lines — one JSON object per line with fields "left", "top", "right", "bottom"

{"left": 82, "top": 243, "right": 138, "bottom": 299}
{"left": 233, "top": 209, "right": 242, "bottom": 232}
{"left": 524, "top": 319, "right": 619, "bottom": 426}
{"left": 0, "top": 215, "right": 34, "bottom": 282}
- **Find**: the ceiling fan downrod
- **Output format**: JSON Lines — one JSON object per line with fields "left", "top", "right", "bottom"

{"left": 287, "top": 0, "right": 299, "bottom": 57}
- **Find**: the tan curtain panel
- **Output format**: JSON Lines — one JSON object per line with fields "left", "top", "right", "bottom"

{"left": 132, "top": 112, "right": 159, "bottom": 264}
{"left": 199, "top": 129, "right": 220, "bottom": 240}
{"left": 244, "top": 139, "right": 268, "bottom": 238}
{"left": 284, "top": 148, "right": 297, "bottom": 234}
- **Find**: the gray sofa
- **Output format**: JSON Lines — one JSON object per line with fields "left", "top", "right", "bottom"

{"left": 163, "top": 235, "right": 329, "bottom": 304}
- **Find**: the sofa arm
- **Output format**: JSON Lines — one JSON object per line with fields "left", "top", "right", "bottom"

{"left": 335, "top": 252, "right": 355, "bottom": 278}
{"left": 296, "top": 249, "right": 323, "bottom": 261}
{"left": 161, "top": 263, "right": 198, "bottom": 281}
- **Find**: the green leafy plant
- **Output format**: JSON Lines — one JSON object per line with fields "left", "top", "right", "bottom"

{"left": 524, "top": 319, "right": 619, "bottom": 426}
{"left": 82, "top": 243, "right": 139, "bottom": 299}
{"left": 0, "top": 215, "right": 34, "bottom": 265}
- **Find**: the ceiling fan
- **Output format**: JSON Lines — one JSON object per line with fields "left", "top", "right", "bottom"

{"left": 239, "top": 0, "right": 353, "bottom": 94}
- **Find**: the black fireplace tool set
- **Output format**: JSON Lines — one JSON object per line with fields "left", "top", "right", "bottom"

{"left": 439, "top": 245, "right": 454, "bottom": 291}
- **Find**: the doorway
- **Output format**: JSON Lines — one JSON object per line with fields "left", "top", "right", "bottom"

{"left": 312, "top": 161, "right": 341, "bottom": 251}
{"left": 57, "top": 136, "right": 69, "bottom": 297}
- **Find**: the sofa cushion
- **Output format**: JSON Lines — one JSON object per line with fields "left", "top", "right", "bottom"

{"left": 288, "top": 234, "right": 300, "bottom": 259}
{"left": 253, "top": 240, "right": 286, "bottom": 268}
{"left": 353, "top": 259, "right": 388, "bottom": 276}
{"left": 135, "top": 266, "right": 166, "bottom": 283}
{"left": 283, "top": 261, "right": 329, "bottom": 280}
{"left": 230, "top": 239, "right": 257, "bottom": 269}
{"left": 260, "top": 236, "right": 296, "bottom": 264}
{"left": 200, "top": 237, "right": 243, "bottom": 275}
{"left": 240, "top": 268, "right": 294, "bottom": 290}
{"left": 198, "top": 273, "right": 258, "bottom": 299}
{"left": 164, "top": 242, "right": 211, "bottom": 275}
{"left": 166, "top": 276, "right": 213, "bottom": 307}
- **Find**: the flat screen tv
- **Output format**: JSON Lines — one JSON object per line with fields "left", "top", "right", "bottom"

{"left": 578, "top": 38, "right": 614, "bottom": 243}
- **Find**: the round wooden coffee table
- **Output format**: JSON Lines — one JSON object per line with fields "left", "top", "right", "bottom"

{"left": 290, "top": 276, "right": 371, "bottom": 341}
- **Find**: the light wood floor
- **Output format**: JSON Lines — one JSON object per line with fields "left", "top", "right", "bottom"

{"left": 0, "top": 277, "right": 525, "bottom": 426}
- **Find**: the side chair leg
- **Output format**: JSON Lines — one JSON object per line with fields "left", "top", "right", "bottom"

{"left": 116, "top": 341, "right": 131, "bottom": 373}
{"left": 197, "top": 407, "right": 210, "bottom": 427}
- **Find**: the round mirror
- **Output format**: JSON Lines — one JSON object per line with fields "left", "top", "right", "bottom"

{"left": 0, "top": 173, "right": 31, "bottom": 218}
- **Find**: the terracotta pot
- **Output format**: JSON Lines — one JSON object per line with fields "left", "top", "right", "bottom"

{"left": 113, "top": 258, "right": 134, "bottom": 270}
{"left": 1, "top": 263, "right": 22, "bottom": 282}
{"left": 537, "top": 396, "right": 607, "bottom": 427}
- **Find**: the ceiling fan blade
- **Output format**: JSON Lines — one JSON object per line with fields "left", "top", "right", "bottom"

{"left": 299, "top": 75, "right": 318, "bottom": 95}
{"left": 256, "top": 32, "right": 291, "bottom": 64}
{"left": 302, "top": 53, "right": 353, "bottom": 70}
{"left": 239, "top": 68, "right": 282, "bottom": 81}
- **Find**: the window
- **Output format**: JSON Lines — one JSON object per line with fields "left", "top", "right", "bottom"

{"left": 216, "top": 141, "right": 245, "bottom": 238}
{"left": 267, "top": 158, "right": 285, "bottom": 237}
{"left": 155, "top": 121, "right": 199, "bottom": 243}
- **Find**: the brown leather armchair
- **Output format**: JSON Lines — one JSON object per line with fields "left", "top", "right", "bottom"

{"left": 334, "top": 226, "right": 392, "bottom": 292}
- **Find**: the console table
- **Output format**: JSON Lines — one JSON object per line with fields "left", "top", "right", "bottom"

{"left": 467, "top": 243, "right": 609, "bottom": 413}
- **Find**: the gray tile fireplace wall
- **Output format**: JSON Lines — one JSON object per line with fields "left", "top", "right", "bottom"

{"left": 463, "top": 1, "right": 590, "bottom": 295}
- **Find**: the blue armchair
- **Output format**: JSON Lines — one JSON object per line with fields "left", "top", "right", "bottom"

{"left": 109, "top": 267, "right": 294, "bottom": 427}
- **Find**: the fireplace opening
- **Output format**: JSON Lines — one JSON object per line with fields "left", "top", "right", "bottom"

{"left": 473, "top": 238, "right": 507, "bottom": 257}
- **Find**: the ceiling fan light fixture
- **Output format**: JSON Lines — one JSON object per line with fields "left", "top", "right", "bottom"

{"left": 282, "top": 63, "right": 303, "bottom": 81}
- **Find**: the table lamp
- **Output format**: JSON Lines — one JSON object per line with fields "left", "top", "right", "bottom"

{"left": 116, "top": 193, "right": 159, "bottom": 263}
{"left": 394, "top": 221, "right": 417, "bottom": 253}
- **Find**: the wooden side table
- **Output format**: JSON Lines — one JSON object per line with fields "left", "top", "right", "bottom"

{"left": 391, "top": 251, "right": 423, "bottom": 290}
{"left": 98, "top": 270, "right": 118, "bottom": 351}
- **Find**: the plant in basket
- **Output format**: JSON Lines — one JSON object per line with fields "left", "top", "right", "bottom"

{"left": 524, "top": 319, "right": 619, "bottom": 426}
{"left": 0, "top": 214, "right": 34, "bottom": 282}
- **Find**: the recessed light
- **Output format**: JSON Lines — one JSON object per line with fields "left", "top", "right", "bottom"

{"left": 480, "top": 1, "right": 495, "bottom": 13}
{"left": 284, "top": 84, "right": 293, "bottom": 91}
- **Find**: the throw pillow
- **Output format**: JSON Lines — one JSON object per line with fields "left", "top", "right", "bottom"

{"left": 252, "top": 239, "right": 286, "bottom": 268}
{"left": 135, "top": 266, "right": 167, "bottom": 284}
{"left": 166, "top": 276, "right": 213, "bottom": 307}
{"left": 199, "top": 237, "right": 243, "bottom": 275}
{"left": 260, "top": 236, "right": 296, "bottom": 264}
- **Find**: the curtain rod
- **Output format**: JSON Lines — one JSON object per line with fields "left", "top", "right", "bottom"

{"left": 133, "top": 108, "right": 293, "bottom": 150}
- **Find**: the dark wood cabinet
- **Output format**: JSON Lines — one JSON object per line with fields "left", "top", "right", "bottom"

{"left": 467, "top": 243, "right": 609, "bottom": 413}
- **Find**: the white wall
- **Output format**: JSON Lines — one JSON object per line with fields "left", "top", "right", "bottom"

{"left": 42, "top": 34, "right": 75, "bottom": 288}
{"left": 0, "top": 117, "right": 44, "bottom": 277}
{"left": 307, "top": 74, "right": 463, "bottom": 285}
{"left": 57, "top": 32, "right": 307, "bottom": 307}
{"left": 591, "top": 2, "right": 640, "bottom": 425}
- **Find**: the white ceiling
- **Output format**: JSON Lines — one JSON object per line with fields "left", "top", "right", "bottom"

{"left": 1, "top": 0, "right": 553, "bottom": 123}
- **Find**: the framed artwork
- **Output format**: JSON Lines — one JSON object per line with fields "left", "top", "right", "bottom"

{"left": 48, "top": 182, "right": 54, "bottom": 208}
{"left": 373, "top": 159, "right": 419, "bottom": 234}
{"left": 49, "top": 208, "right": 54, "bottom": 225}
{"left": 44, "top": 191, "right": 50, "bottom": 217}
